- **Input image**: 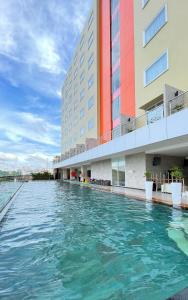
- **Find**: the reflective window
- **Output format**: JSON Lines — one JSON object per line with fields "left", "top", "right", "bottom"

{"left": 88, "top": 53, "right": 94, "bottom": 69}
{"left": 74, "top": 68, "right": 78, "bottom": 79}
{"left": 111, "top": 0, "right": 119, "bottom": 12}
{"left": 88, "top": 74, "right": 94, "bottom": 89}
{"left": 144, "top": 51, "right": 168, "bottom": 86}
{"left": 88, "top": 32, "right": 94, "bottom": 49}
{"left": 112, "top": 157, "right": 125, "bottom": 186}
{"left": 88, "top": 96, "right": 94, "bottom": 110}
{"left": 88, "top": 118, "right": 94, "bottom": 130}
{"left": 111, "top": 11, "right": 120, "bottom": 40}
{"left": 88, "top": 11, "right": 94, "bottom": 30}
{"left": 112, "top": 96, "right": 120, "bottom": 120}
{"left": 144, "top": 6, "right": 167, "bottom": 45}
{"left": 80, "top": 35, "right": 85, "bottom": 50}
{"left": 112, "top": 67, "right": 120, "bottom": 93}
{"left": 80, "top": 127, "right": 85, "bottom": 136}
{"left": 80, "top": 71, "right": 85, "bottom": 84}
{"left": 80, "top": 54, "right": 85, "bottom": 66}
{"left": 80, "top": 108, "right": 85, "bottom": 119}
{"left": 112, "top": 37, "right": 120, "bottom": 67}
{"left": 80, "top": 89, "right": 85, "bottom": 101}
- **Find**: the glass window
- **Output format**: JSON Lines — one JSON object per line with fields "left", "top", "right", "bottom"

{"left": 112, "top": 67, "right": 120, "bottom": 93}
{"left": 80, "top": 71, "right": 85, "bottom": 84}
{"left": 80, "top": 108, "right": 85, "bottom": 119}
{"left": 74, "top": 68, "right": 78, "bottom": 79}
{"left": 80, "top": 127, "right": 85, "bottom": 136}
{"left": 80, "top": 54, "right": 85, "bottom": 66}
{"left": 80, "top": 89, "right": 85, "bottom": 101}
{"left": 112, "top": 96, "right": 120, "bottom": 120}
{"left": 144, "top": 51, "right": 168, "bottom": 86}
{"left": 112, "top": 37, "right": 120, "bottom": 67}
{"left": 111, "top": 11, "right": 119, "bottom": 40}
{"left": 88, "top": 32, "right": 94, "bottom": 49}
{"left": 88, "top": 74, "right": 94, "bottom": 89}
{"left": 88, "top": 96, "right": 94, "bottom": 110}
{"left": 144, "top": 6, "right": 167, "bottom": 45}
{"left": 88, "top": 53, "right": 94, "bottom": 69}
{"left": 80, "top": 35, "right": 85, "bottom": 50}
{"left": 111, "top": 0, "right": 119, "bottom": 12}
{"left": 88, "top": 11, "right": 94, "bottom": 30}
{"left": 112, "top": 157, "right": 125, "bottom": 186}
{"left": 88, "top": 118, "right": 94, "bottom": 130}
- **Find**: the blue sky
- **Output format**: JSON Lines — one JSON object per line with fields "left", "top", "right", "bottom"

{"left": 0, "top": 0, "right": 92, "bottom": 171}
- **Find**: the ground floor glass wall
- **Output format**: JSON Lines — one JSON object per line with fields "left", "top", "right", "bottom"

{"left": 112, "top": 157, "right": 125, "bottom": 186}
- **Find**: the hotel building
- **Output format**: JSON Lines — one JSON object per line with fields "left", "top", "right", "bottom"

{"left": 54, "top": 0, "right": 188, "bottom": 190}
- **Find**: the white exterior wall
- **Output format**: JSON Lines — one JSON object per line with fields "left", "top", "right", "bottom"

{"left": 91, "top": 160, "right": 112, "bottom": 181}
{"left": 125, "top": 153, "right": 146, "bottom": 190}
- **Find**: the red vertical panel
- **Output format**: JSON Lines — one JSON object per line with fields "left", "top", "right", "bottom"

{"left": 100, "top": 0, "right": 112, "bottom": 142}
{"left": 120, "top": 0, "right": 135, "bottom": 117}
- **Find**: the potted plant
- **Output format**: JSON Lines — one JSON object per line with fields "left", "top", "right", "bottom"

{"left": 170, "top": 166, "right": 183, "bottom": 207}
{"left": 144, "top": 171, "right": 153, "bottom": 201}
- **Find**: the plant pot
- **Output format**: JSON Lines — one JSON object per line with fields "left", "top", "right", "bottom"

{"left": 145, "top": 181, "right": 153, "bottom": 201}
{"left": 171, "top": 182, "right": 182, "bottom": 207}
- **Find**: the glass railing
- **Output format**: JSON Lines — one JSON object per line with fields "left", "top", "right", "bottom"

{"left": 0, "top": 181, "right": 23, "bottom": 213}
{"left": 54, "top": 91, "right": 188, "bottom": 164}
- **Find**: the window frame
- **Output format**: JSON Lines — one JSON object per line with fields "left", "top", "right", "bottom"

{"left": 144, "top": 50, "right": 169, "bottom": 87}
{"left": 143, "top": 5, "right": 168, "bottom": 47}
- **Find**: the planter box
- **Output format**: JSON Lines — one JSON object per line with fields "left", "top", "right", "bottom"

{"left": 171, "top": 182, "right": 182, "bottom": 207}
{"left": 145, "top": 181, "right": 153, "bottom": 201}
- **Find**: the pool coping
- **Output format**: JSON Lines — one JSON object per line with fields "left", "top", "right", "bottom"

{"left": 61, "top": 180, "right": 188, "bottom": 210}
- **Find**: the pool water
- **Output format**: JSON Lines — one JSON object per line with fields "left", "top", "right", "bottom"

{"left": 0, "top": 181, "right": 188, "bottom": 300}
{"left": 0, "top": 181, "right": 22, "bottom": 211}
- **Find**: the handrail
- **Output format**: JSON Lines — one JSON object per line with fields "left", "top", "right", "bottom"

{"left": 54, "top": 90, "right": 188, "bottom": 164}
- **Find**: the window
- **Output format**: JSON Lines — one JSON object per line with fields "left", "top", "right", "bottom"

{"left": 74, "top": 68, "right": 78, "bottom": 79}
{"left": 144, "top": 5, "right": 167, "bottom": 46}
{"left": 88, "top": 53, "right": 94, "bottom": 69}
{"left": 80, "top": 35, "right": 85, "bottom": 50}
{"left": 88, "top": 11, "right": 94, "bottom": 30}
{"left": 80, "top": 71, "right": 85, "bottom": 84}
{"left": 112, "top": 37, "right": 120, "bottom": 67}
{"left": 142, "top": 0, "right": 149, "bottom": 8}
{"left": 144, "top": 50, "right": 168, "bottom": 86}
{"left": 112, "top": 67, "right": 120, "bottom": 93}
{"left": 80, "top": 54, "right": 85, "bottom": 66}
{"left": 88, "top": 118, "right": 94, "bottom": 130}
{"left": 80, "top": 127, "right": 85, "bottom": 136}
{"left": 80, "top": 108, "right": 85, "bottom": 119}
{"left": 88, "top": 74, "right": 94, "bottom": 89}
{"left": 111, "top": 11, "right": 120, "bottom": 40}
{"left": 88, "top": 96, "right": 94, "bottom": 110}
{"left": 74, "top": 85, "right": 77, "bottom": 95}
{"left": 88, "top": 32, "right": 94, "bottom": 49}
{"left": 112, "top": 96, "right": 120, "bottom": 120}
{"left": 80, "top": 89, "right": 85, "bottom": 101}
{"left": 111, "top": 0, "right": 119, "bottom": 12}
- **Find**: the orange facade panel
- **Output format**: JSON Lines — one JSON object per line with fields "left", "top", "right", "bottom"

{"left": 99, "top": 0, "right": 112, "bottom": 142}
{"left": 120, "top": 0, "right": 135, "bottom": 117}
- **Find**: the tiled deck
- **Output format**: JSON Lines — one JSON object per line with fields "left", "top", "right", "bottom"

{"left": 62, "top": 180, "right": 188, "bottom": 210}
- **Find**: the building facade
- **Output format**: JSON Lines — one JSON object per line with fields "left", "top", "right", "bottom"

{"left": 55, "top": 0, "right": 188, "bottom": 190}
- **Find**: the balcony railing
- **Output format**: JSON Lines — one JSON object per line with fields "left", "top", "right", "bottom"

{"left": 54, "top": 91, "right": 188, "bottom": 165}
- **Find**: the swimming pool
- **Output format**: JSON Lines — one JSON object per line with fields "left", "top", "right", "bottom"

{"left": 0, "top": 181, "right": 188, "bottom": 299}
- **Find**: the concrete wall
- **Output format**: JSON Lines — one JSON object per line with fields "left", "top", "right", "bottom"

{"left": 91, "top": 159, "right": 112, "bottom": 181}
{"left": 146, "top": 154, "right": 184, "bottom": 175}
{"left": 125, "top": 153, "right": 146, "bottom": 189}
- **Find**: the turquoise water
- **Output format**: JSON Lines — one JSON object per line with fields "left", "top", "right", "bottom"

{"left": 0, "top": 181, "right": 188, "bottom": 300}
{"left": 0, "top": 181, "right": 22, "bottom": 211}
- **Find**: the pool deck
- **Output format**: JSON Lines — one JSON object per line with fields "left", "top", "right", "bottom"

{"left": 62, "top": 180, "right": 188, "bottom": 210}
